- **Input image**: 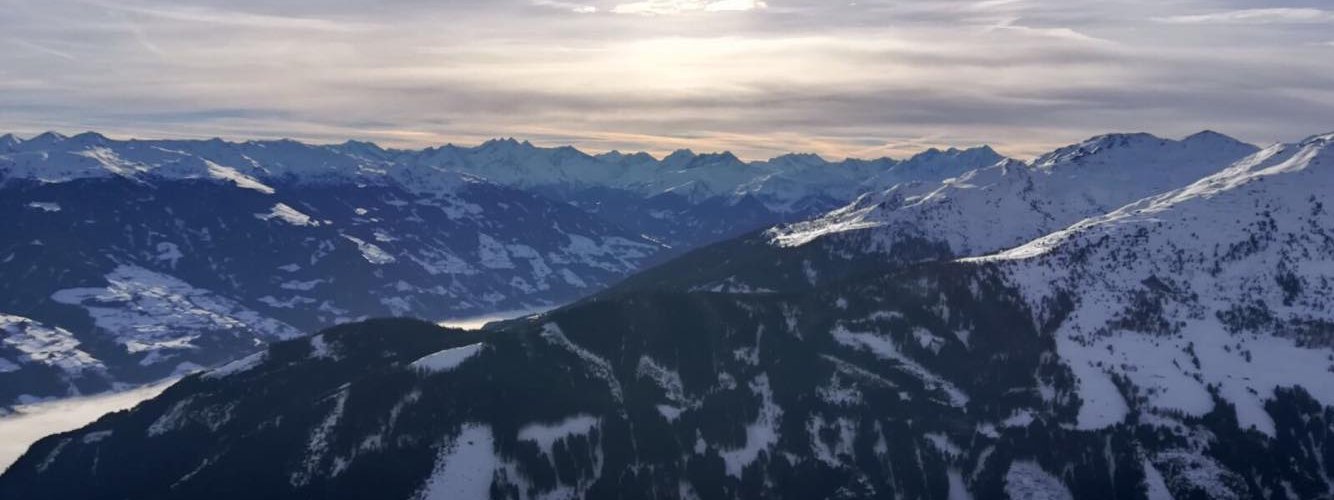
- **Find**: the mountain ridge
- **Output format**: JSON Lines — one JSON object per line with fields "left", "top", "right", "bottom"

{"left": 2, "top": 131, "right": 1012, "bottom": 249}
{"left": 607, "top": 131, "right": 1263, "bottom": 296}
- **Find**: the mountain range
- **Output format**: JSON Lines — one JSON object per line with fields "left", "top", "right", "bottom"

{"left": 0, "top": 131, "right": 1002, "bottom": 410}
{"left": 2, "top": 129, "right": 1332, "bottom": 500}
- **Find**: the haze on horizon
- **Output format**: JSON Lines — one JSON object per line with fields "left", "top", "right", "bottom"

{"left": 2, "top": 0, "right": 1332, "bottom": 160}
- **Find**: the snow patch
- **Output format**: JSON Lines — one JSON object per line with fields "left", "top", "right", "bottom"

{"left": 517, "top": 415, "right": 599, "bottom": 459}
{"left": 1155, "top": 451, "right": 1244, "bottom": 500}
{"left": 832, "top": 326, "right": 969, "bottom": 407}
{"left": 1141, "top": 458, "right": 1174, "bottom": 500}
{"left": 51, "top": 266, "right": 301, "bottom": 355}
{"left": 411, "top": 343, "right": 484, "bottom": 373}
{"left": 808, "top": 415, "right": 857, "bottom": 467}
{"left": 1001, "top": 409, "right": 1036, "bottom": 428}
{"left": 1004, "top": 461, "right": 1073, "bottom": 500}
{"left": 341, "top": 235, "right": 397, "bottom": 264}
{"left": 948, "top": 468, "right": 975, "bottom": 500}
{"left": 657, "top": 405, "right": 684, "bottom": 422}
{"left": 309, "top": 334, "right": 338, "bottom": 360}
{"left": 147, "top": 397, "right": 196, "bottom": 437}
{"left": 541, "top": 323, "right": 622, "bottom": 401}
{"left": 415, "top": 424, "right": 498, "bottom": 500}
{"left": 925, "top": 432, "right": 963, "bottom": 458}
{"left": 719, "top": 375, "right": 782, "bottom": 478}
{"left": 25, "top": 202, "right": 61, "bottom": 212}
{"left": 255, "top": 203, "right": 318, "bottom": 226}
{"left": 477, "top": 234, "right": 514, "bottom": 269}
{"left": 0, "top": 313, "right": 103, "bottom": 375}
{"left": 202, "top": 351, "right": 266, "bottom": 380}
{"left": 206, "top": 162, "right": 275, "bottom": 194}
{"left": 154, "top": 242, "right": 183, "bottom": 267}
{"left": 292, "top": 387, "right": 350, "bottom": 487}
{"left": 636, "top": 356, "right": 685, "bottom": 403}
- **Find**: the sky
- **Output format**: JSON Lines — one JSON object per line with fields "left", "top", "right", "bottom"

{"left": 1, "top": 0, "right": 1332, "bottom": 160}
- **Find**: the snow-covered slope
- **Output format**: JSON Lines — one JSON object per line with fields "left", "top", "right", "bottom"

{"left": 977, "top": 133, "right": 1334, "bottom": 436}
{"left": 771, "top": 132, "right": 1259, "bottom": 256}
{"left": 610, "top": 132, "right": 1263, "bottom": 295}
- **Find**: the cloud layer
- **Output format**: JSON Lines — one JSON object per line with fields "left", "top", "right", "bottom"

{"left": 1, "top": 0, "right": 1331, "bottom": 159}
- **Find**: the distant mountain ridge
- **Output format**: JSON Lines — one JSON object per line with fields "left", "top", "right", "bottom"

{"left": 1, "top": 131, "right": 1005, "bottom": 249}
{"left": 0, "top": 131, "right": 1000, "bottom": 201}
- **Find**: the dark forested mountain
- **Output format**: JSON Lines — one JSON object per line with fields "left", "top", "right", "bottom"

{"left": 4, "top": 132, "right": 1331, "bottom": 499}
{"left": 0, "top": 276, "right": 1119, "bottom": 500}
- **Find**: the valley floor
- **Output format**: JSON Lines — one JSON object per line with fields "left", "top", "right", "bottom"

{"left": 435, "top": 305, "right": 557, "bottom": 331}
{"left": 0, "top": 379, "right": 176, "bottom": 472}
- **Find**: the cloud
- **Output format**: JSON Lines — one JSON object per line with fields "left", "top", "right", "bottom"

{"left": 1155, "top": 8, "right": 1334, "bottom": 25}
{"left": 7, "top": 39, "right": 78, "bottom": 61}
{"left": 82, "top": 0, "right": 375, "bottom": 32}
{"left": 0, "top": 0, "right": 1331, "bottom": 159}
{"left": 0, "top": 379, "right": 176, "bottom": 472}
{"left": 532, "top": 0, "right": 598, "bottom": 13}
{"left": 702, "top": 0, "right": 767, "bottom": 12}
{"left": 988, "top": 17, "right": 1115, "bottom": 45}
{"left": 612, "top": 0, "right": 767, "bottom": 15}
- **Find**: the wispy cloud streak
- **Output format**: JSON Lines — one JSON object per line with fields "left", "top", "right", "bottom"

{"left": 8, "top": 39, "right": 78, "bottom": 61}
{"left": 1155, "top": 8, "right": 1334, "bottom": 25}
{"left": 81, "top": 0, "right": 376, "bottom": 32}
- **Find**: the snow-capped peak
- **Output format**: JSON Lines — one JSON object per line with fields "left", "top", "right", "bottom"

{"left": 889, "top": 145, "right": 1003, "bottom": 177}
{"left": 658, "top": 151, "right": 745, "bottom": 171}
{"left": 660, "top": 149, "right": 698, "bottom": 167}
{"left": 596, "top": 150, "right": 657, "bottom": 165}
{"left": 481, "top": 137, "right": 524, "bottom": 147}
{"left": 1301, "top": 131, "right": 1334, "bottom": 145}
{"left": 988, "top": 136, "right": 1331, "bottom": 262}
{"left": 1181, "top": 129, "right": 1247, "bottom": 147}
{"left": 906, "top": 145, "right": 1001, "bottom": 165}
{"left": 66, "top": 131, "right": 109, "bottom": 146}
{"left": 334, "top": 139, "right": 388, "bottom": 159}
{"left": 771, "top": 132, "right": 1257, "bottom": 256}
{"left": 765, "top": 153, "right": 830, "bottom": 169}
{"left": 1030, "top": 131, "right": 1255, "bottom": 172}
{"left": 474, "top": 137, "right": 535, "bottom": 157}
{"left": 17, "top": 131, "right": 68, "bottom": 150}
